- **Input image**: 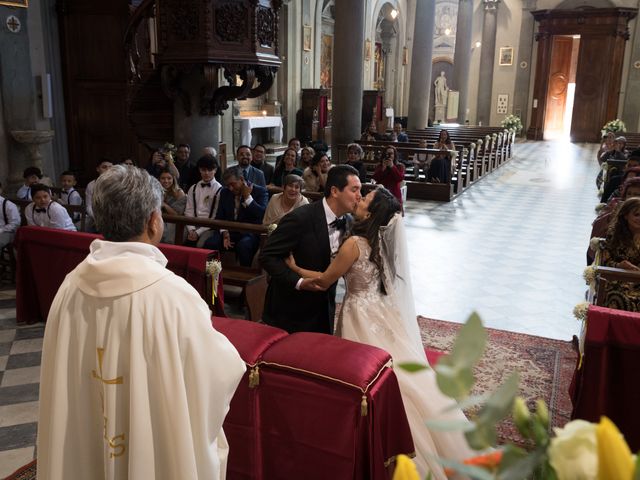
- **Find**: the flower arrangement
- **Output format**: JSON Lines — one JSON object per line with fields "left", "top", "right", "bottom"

{"left": 602, "top": 119, "right": 627, "bottom": 135}
{"left": 500, "top": 115, "right": 523, "bottom": 135}
{"left": 205, "top": 259, "right": 222, "bottom": 305}
{"left": 583, "top": 265, "right": 597, "bottom": 286}
{"left": 573, "top": 301, "right": 590, "bottom": 322}
{"left": 392, "top": 313, "right": 638, "bottom": 479}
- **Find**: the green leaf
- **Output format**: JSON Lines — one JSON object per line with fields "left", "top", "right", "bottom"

{"left": 434, "top": 365, "right": 475, "bottom": 400}
{"left": 434, "top": 313, "right": 487, "bottom": 400}
{"left": 424, "top": 418, "right": 477, "bottom": 432}
{"left": 398, "top": 362, "right": 430, "bottom": 373}
{"left": 464, "top": 421, "right": 497, "bottom": 450}
{"left": 634, "top": 452, "right": 640, "bottom": 480}
{"left": 497, "top": 448, "right": 546, "bottom": 480}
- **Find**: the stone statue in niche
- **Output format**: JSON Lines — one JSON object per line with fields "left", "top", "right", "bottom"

{"left": 434, "top": 71, "right": 448, "bottom": 107}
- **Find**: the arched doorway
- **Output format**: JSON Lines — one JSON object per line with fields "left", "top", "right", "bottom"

{"left": 527, "top": 7, "right": 637, "bottom": 142}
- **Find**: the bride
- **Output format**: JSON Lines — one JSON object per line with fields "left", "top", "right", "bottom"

{"left": 286, "top": 186, "right": 474, "bottom": 478}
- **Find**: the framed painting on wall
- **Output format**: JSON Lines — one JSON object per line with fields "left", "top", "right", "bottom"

{"left": 303, "top": 25, "right": 312, "bottom": 51}
{"left": 499, "top": 47, "right": 513, "bottom": 66}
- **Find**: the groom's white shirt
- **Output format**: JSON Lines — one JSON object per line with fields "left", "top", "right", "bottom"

{"left": 37, "top": 239, "right": 245, "bottom": 480}
{"left": 295, "top": 198, "right": 342, "bottom": 290}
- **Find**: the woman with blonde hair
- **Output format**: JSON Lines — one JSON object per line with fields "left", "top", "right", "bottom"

{"left": 263, "top": 174, "right": 309, "bottom": 225}
{"left": 158, "top": 168, "right": 186, "bottom": 243}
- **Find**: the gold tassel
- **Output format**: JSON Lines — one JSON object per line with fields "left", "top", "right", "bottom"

{"left": 249, "top": 366, "right": 260, "bottom": 388}
{"left": 360, "top": 395, "right": 368, "bottom": 416}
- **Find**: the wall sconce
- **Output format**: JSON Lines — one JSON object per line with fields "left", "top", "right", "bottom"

{"left": 390, "top": 8, "right": 398, "bottom": 19}
{"left": 475, "top": 41, "right": 482, "bottom": 48}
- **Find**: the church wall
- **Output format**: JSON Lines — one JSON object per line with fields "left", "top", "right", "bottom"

{"left": 489, "top": 0, "right": 523, "bottom": 126}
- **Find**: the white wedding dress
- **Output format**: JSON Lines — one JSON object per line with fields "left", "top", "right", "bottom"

{"left": 336, "top": 215, "right": 474, "bottom": 478}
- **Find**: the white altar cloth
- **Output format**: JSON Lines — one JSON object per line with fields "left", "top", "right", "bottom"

{"left": 237, "top": 116, "right": 283, "bottom": 146}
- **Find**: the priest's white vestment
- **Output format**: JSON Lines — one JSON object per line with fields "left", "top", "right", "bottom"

{"left": 37, "top": 240, "right": 245, "bottom": 480}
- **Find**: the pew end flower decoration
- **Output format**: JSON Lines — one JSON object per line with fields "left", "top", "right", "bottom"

{"left": 394, "top": 313, "right": 640, "bottom": 480}
{"left": 500, "top": 115, "right": 523, "bottom": 135}
{"left": 602, "top": 119, "right": 627, "bottom": 136}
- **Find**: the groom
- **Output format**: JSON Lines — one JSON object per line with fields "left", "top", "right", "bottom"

{"left": 260, "top": 165, "right": 361, "bottom": 334}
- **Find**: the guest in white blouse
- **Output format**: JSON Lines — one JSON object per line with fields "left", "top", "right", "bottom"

{"left": 25, "top": 184, "right": 76, "bottom": 231}
{"left": 263, "top": 174, "right": 309, "bottom": 225}
{"left": 0, "top": 183, "right": 21, "bottom": 248}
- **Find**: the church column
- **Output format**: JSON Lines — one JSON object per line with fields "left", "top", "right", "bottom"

{"left": 332, "top": 0, "right": 365, "bottom": 148}
{"left": 476, "top": 0, "right": 500, "bottom": 126}
{"left": 622, "top": 14, "right": 640, "bottom": 131}
{"left": 407, "top": 0, "right": 436, "bottom": 130}
{"left": 452, "top": 0, "right": 473, "bottom": 123}
{"left": 170, "top": 67, "right": 220, "bottom": 157}
{"left": 512, "top": 0, "right": 537, "bottom": 131}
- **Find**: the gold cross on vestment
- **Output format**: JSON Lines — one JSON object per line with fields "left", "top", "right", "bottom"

{"left": 92, "top": 348, "right": 123, "bottom": 385}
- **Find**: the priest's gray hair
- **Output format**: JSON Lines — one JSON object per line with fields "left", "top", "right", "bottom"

{"left": 93, "top": 164, "right": 163, "bottom": 242}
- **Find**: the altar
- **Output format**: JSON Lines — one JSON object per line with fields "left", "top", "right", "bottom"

{"left": 236, "top": 115, "right": 283, "bottom": 146}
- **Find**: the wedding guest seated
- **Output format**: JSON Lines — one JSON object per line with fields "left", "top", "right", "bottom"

{"left": 204, "top": 166, "right": 268, "bottom": 266}
{"left": 202, "top": 146, "right": 218, "bottom": 157}
{"left": 25, "top": 184, "right": 76, "bottom": 231}
{"left": 174, "top": 143, "right": 198, "bottom": 192}
{"left": 263, "top": 174, "right": 309, "bottom": 225}
{"left": 595, "top": 197, "right": 640, "bottom": 311}
{"left": 146, "top": 148, "right": 180, "bottom": 180}
{"left": 251, "top": 143, "right": 274, "bottom": 185}
{"left": 602, "top": 165, "right": 640, "bottom": 205}
{"left": 85, "top": 158, "right": 113, "bottom": 232}
{"left": 235, "top": 145, "right": 266, "bottom": 186}
{"left": 272, "top": 148, "right": 304, "bottom": 187}
{"left": 276, "top": 138, "right": 301, "bottom": 167}
{"left": 0, "top": 182, "right": 21, "bottom": 248}
{"left": 37, "top": 164, "right": 244, "bottom": 479}
{"left": 360, "top": 121, "right": 383, "bottom": 141}
{"left": 17, "top": 166, "right": 44, "bottom": 201}
{"left": 372, "top": 145, "right": 405, "bottom": 204}
{"left": 159, "top": 168, "right": 187, "bottom": 244}
{"left": 345, "top": 143, "right": 368, "bottom": 184}
{"left": 600, "top": 151, "right": 640, "bottom": 203}
{"left": 600, "top": 136, "right": 629, "bottom": 164}
{"left": 597, "top": 131, "right": 616, "bottom": 164}
{"left": 58, "top": 170, "right": 83, "bottom": 226}
{"left": 427, "top": 129, "right": 455, "bottom": 184}
{"left": 184, "top": 154, "right": 223, "bottom": 248}
{"left": 120, "top": 158, "right": 136, "bottom": 167}
{"left": 412, "top": 138, "right": 430, "bottom": 181}
{"left": 303, "top": 152, "right": 331, "bottom": 193}
{"left": 393, "top": 122, "right": 409, "bottom": 143}
{"left": 299, "top": 146, "right": 315, "bottom": 170}
{"left": 588, "top": 177, "right": 640, "bottom": 264}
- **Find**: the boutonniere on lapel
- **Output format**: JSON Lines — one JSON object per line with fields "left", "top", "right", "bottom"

{"left": 204, "top": 195, "right": 211, "bottom": 205}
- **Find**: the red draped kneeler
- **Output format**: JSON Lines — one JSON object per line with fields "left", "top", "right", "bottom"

{"left": 213, "top": 317, "right": 288, "bottom": 480}
{"left": 571, "top": 305, "right": 640, "bottom": 450}
{"left": 15, "top": 226, "right": 224, "bottom": 323}
{"left": 257, "top": 332, "right": 414, "bottom": 480}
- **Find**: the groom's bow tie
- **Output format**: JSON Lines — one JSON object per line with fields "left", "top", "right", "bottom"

{"left": 329, "top": 216, "right": 347, "bottom": 231}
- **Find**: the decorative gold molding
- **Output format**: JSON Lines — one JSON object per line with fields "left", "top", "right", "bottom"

{"left": 0, "top": 0, "right": 28, "bottom": 7}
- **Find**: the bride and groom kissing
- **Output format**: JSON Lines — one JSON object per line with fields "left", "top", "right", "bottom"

{"left": 260, "top": 165, "right": 475, "bottom": 478}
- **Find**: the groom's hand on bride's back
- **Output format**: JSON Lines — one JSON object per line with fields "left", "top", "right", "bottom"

{"left": 299, "top": 278, "right": 325, "bottom": 292}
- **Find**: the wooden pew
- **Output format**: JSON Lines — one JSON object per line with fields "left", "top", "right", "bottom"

{"left": 162, "top": 214, "right": 269, "bottom": 322}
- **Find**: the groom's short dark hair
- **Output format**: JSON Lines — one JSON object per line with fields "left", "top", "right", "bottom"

{"left": 324, "top": 164, "right": 359, "bottom": 198}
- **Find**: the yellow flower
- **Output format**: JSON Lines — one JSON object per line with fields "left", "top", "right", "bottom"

{"left": 597, "top": 416, "right": 634, "bottom": 480}
{"left": 548, "top": 420, "right": 597, "bottom": 480}
{"left": 392, "top": 454, "right": 420, "bottom": 480}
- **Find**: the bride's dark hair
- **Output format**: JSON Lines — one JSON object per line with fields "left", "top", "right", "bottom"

{"left": 350, "top": 187, "right": 401, "bottom": 294}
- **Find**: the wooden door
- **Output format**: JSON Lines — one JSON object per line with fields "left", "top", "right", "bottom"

{"left": 571, "top": 34, "right": 616, "bottom": 143}
{"left": 543, "top": 36, "right": 572, "bottom": 137}
{"left": 58, "top": 0, "right": 138, "bottom": 184}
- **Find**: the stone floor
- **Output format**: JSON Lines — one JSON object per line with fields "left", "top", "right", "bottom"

{"left": 0, "top": 139, "right": 600, "bottom": 476}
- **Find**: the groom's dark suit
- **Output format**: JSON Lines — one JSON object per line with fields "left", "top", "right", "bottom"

{"left": 260, "top": 199, "right": 348, "bottom": 334}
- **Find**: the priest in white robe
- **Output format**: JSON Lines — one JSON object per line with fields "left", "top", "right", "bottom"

{"left": 37, "top": 165, "right": 245, "bottom": 480}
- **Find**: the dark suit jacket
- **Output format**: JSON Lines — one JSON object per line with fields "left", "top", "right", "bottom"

{"left": 242, "top": 165, "right": 266, "bottom": 187}
{"left": 215, "top": 184, "right": 268, "bottom": 224}
{"left": 260, "top": 200, "right": 340, "bottom": 334}
{"left": 252, "top": 161, "right": 274, "bottom": 185}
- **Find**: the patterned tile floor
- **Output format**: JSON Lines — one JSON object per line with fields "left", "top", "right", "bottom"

{"left": 0, "top": 139, "right": 600, "bottom": 476}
